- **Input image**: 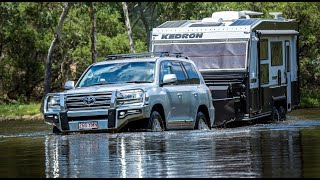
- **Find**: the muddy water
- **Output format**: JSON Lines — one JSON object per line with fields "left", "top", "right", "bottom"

{"left": 1, "top": 109, "right": 320, "bottom": 178}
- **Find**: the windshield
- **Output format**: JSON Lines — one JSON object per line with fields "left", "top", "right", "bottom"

{"left": 78, "top": 61, "right": 155, "bottom": 87}
{"left": 153, "top": 42, "right": 247, "bottom": 70}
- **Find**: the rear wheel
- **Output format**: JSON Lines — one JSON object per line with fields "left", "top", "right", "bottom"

{"left": 148, "top": 111, "right": 164, "bottom": 132}
{"left": 195, "top": 111, "right": 210, "bottom": 130}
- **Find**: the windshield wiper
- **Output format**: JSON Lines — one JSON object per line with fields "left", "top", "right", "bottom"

{"left": 88, "top": 82, "right": 118, "bottom": 86}
{"left": 124, "top": 80, "right": 153, "bottom": 83}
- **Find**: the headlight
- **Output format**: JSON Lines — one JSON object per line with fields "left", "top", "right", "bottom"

{"left": 46, "top": 95, "right": 61, "bottom": 112}
{"left": 117, "top": 89, "right": 144, "bottom": 106}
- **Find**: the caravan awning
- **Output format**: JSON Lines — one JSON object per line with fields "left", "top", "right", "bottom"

{"left": 256, "top": 30, "right": 299, "bottom": 35}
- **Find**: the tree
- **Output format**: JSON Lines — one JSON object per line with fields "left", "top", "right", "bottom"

{"left": 44, "top": 2, "right": 72, "bottom": 96}
{"left": 89, "top": 2, "right": 97, "bottom": 64}
{"left": 122, "top": 2, "right": 135, "bottom": 53}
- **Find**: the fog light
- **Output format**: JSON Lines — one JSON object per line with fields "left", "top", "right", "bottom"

{"left": 53, "top": 115, "right": 60, "bottom": 123}
{"left": 118, "top": 110, "right": 127, "bottom": 119}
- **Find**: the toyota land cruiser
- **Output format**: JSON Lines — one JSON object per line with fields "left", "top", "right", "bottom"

{"left": 43, "top": 52, "right": 215, "bottom": 134}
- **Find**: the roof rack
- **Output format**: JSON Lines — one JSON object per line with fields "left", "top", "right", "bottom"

{"left": 105, "top": 52, "right": 188, "bottom": 60}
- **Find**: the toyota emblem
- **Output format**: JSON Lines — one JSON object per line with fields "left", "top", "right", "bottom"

{"left": 83, "top": 96, "right": 96, "bottom": 106}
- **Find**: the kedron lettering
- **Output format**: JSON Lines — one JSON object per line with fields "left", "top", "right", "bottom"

{"left": 161, "top": 33, "right": 203, "bottom": 39}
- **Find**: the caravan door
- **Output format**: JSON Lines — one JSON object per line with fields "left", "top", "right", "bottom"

{"left": 269, "top": 39, "right": 286, "bottom": 89}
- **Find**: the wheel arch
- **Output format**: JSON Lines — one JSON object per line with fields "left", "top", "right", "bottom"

{"left": 151, "top": 103, "right": 166, "bottom": 129}
{"left": 197, "top": 104, "right": 210, "bottom": 126}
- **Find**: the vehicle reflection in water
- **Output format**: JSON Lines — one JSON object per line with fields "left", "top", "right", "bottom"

{"left": 44, "top": 120, "right": 320, "bottom": 178}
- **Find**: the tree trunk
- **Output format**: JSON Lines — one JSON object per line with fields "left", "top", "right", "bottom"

{"left": 89, "top": 2, "right": 97, "bottom": 64}
{"left": 44, "top": 2, "right": 71, "bottom": 96}
{"left": 138, "top": 2, "right": 151, "bottom": 50}
{"left": 42, "top": 2, "right": 71, "bottom": 113}
{"left": 122, "top": 2, "right": 135, "bottom": 53}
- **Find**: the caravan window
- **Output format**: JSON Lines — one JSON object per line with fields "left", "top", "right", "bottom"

{"left": 271, "top": 41, "right": 283, "bottom": 66}
{"left": 153, "top": 42, "right": 247, "bottom": 70}
{"left": 260, "top": 39, "right": 268, "bottom": 60}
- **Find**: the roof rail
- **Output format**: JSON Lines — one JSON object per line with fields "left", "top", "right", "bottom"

{"left": 105, "top": 52, "right": 167, "bottom": 60}
{"left": 105, "top": 52, "right": 188, "bottom": 60}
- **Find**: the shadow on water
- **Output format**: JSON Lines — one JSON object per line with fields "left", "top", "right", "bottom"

{"left": 1, "top": 113, "right": 320, "bottom": 178}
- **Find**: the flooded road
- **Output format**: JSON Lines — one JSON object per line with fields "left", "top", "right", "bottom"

{"left": 1, "top": 109, "right": 320, "bottom": 178}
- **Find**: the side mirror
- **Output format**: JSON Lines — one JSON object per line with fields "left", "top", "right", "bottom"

{"left": 64, "top": 81, "right": 75, "bottom": 90}
{"left": 163, "top": 74, "right": 177, "bottom": 84}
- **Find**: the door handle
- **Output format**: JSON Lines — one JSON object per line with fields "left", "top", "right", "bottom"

{"left": 193, "top": 92, "right": 198, "bottom": 97}
{"left": 177, "top": 93, "right": 182, "bottom": 98}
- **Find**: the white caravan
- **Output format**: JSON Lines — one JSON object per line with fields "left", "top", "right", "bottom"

{"left": 151, "top": 11, "right": 300, "bottom": 126}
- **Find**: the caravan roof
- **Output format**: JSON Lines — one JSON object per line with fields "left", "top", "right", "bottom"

{"left": 153, "top": 10, "right": 298, "bottom": 34}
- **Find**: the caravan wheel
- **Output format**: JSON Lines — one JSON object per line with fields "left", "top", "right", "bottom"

{"left": 272, "top": 106, "right": 280, "bottom": 122}
{"left": 279, "top": 106, "right": 286, "bottom": 121}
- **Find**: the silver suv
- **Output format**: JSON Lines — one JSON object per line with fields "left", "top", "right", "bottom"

{"left": 43, "top": 52, "right": 215, "bottom": 134}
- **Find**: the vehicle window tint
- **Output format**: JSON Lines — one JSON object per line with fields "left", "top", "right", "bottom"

{"left": 182, "top": 62, "right": 200, "bottom": 84}
{"left": 160, "top": 61, "right": 173, "bottom": 83}
{"left": 171, "top": 61, "right": 187, "bottom": 84}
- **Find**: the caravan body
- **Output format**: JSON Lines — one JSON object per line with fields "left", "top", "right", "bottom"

{"left": 151, "top": 11, "right": 299, "bottom": 126}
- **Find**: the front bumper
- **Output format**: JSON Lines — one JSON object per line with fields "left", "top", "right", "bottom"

{"left": 44, "top": 105, "right": 150, "bottom": 133}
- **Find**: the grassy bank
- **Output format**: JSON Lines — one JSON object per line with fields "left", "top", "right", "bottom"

{"left": 0, "top": 103, "right": 42, "bottom": 121}
{"left": 288, "top": 108, "right": 320, "bottom": 120}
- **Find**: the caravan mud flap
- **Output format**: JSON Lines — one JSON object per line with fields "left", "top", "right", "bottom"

{"left": 213, "top": 98, "right": 235, "bottom": 126}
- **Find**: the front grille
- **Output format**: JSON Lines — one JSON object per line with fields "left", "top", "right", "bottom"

{"left": 66, "top": 92, "right": 112, "bottom": 111}
{"left": 68, "top": 115, "right": 108, "bottom": 121}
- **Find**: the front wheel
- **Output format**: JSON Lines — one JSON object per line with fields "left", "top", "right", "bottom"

{"left": 148, "top": 111, "right": 164, "bottom": 132}
{"left": 195, "top": 111, "right": 210, "bottom": 130}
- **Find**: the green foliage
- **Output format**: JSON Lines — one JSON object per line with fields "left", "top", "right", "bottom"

{"left": 0, "top": 103, "right": 41, "bottom": 117}
{"left": 0, "top": 2, "right": 319, "bottom": 108}
{"left": 300, "top": 88, "right": 320, "bottom": 108}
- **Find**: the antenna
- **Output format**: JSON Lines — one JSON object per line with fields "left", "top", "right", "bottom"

{"left": 239, "top": 10, "right": 263, "bottom": 19}
{"left": 269, "top": 12, "right": 282, "bottom": 19}
{"left": 242, "top": 10, "right": 263, "bottom": 16}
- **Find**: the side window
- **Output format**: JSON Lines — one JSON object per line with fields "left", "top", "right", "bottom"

{"left": 182, "top": 62, "right": 200, "bottom": 84}
{"left": 159, "top": 61, "right": 173, "bottom": 83}
{"left": 271, "top": 41, "right": 283, "bottom": 66}
{"left": 260, "top": 39, "right": 268, "bottom": 61}
{"left": 171, "top": 61, "right": 187, "bottom": 85}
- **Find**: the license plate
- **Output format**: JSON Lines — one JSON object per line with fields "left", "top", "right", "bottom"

{"left": 79, "top": 121, "right": 98, "bottom": 130}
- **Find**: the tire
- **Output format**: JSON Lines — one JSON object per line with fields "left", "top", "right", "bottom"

{"left": 195, "top": 111, "right": 210, "bottom": 130}
{"left": 279, "top": 106, "right": 286, "bottom": 121}
{"left": 148, "top": 111, "right": 164, "bottom": 132}
{"left": 53, "top": 126, "right": 62, "bottom": 135}
{"left": 271, "top": 106, "right": 280, "bottom": 122}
